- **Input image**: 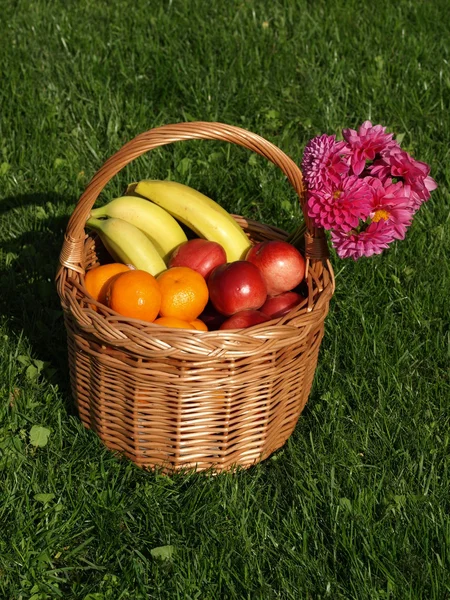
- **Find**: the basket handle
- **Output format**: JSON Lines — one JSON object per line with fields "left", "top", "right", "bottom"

{"left": 59, "top": 121, "right": 328, "bottom": 273}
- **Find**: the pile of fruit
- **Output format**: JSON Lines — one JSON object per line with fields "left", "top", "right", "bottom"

{"left": 84, "top": 180, "right": 306, "bottom": 331}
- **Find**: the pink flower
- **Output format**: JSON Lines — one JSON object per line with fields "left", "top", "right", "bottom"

{"left": 307, "top": 175, "right": 373, "bottom": 232}
{"left": 367, "top": 178, "right": 415, "bottom": 240}
{"left": 302, "top": 134, "right": 350, "bottom": 189}
{"left": 343, "top": 121, "right": 398, "bottom": 176}
{"left": 299, "top": 121, "right": 437, "bottom": 261}
{"left": 331, "top": 220, "right": 401, "bottom": 259}
{"left": 367, "top": 157, "right": 392, "bottom": 183}
{"left": 330, "top": 179, "right": 416, "bottom": 259}
{"left": 330, "top": 177, "right": 417, "bottom": 259}
{"left": 371, "top": 147, "right": 437, "bottom": 209}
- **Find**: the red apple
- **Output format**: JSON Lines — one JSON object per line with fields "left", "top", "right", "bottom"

{"left": 208, "top": 261, "right": 267, "bottom": 316}
{"left": 199, "top": 302, "right": 227, "bottom": 330}
{"left": 245, "top": 240, "right": 306, "bottom": 296}
{"left": 219, "top": 310, "right": 270, "bottom": 330}
{"left": 168, "top": 238, "right": 227, "bottom": 279}
{"left": 261, "top": 291, "right": 305, "bottom": 319}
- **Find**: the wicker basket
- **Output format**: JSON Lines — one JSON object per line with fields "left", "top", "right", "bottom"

{"left": 56, "top": 122, "right": 335, "bottom": 473}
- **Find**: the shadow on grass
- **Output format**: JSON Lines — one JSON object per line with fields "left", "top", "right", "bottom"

{"left": 0, "top": 192, "right": 76, "bottom": 412}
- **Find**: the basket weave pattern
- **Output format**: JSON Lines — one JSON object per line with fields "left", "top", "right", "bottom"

{"left": 56, "top": 122, "right": 334, "bottom": 472}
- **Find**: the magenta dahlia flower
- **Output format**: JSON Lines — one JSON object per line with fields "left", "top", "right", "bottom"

{"left": 330, "top": 178, "right": 416, "bottom": 260}
{"left": 299, "top": 120, "right": 437, "bottom": 261}
{"left": 367, "top": 178, "right": 415, "bottom": 240}
{"left": 330, "top": 221, "right": 397, "bottom": 260}
{"left": 343, "top": 120, "right": 398, "bottom": 176}
{"left": 367, "top": 157, "right": 392, "bottom": 184}
{"left": 371, "top": 147, "right": 437, "bottom": 209}
{"left": 302, "top": 134, "right": 350, "bottom": 189}
{"left": 307, "top": 175, "right": 373, "bottom": 232}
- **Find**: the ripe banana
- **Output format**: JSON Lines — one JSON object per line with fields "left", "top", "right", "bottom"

{"left": 90, "top": 196, "right": 188, "bottom": 262}
{"left": 129, "top": 180, "right": 252, "bottom": 262}
{"left": 86, "top": 217, "right": 166, "bottom": 276}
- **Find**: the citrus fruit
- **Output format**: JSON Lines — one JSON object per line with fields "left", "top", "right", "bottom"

{"left": 84, "top": 263, "right": 130, "bottom": 307}
{"left": 190, "top": 318, "right": 208, "bottom": 331}
{"left": 154, "top": 316, "right": 196, "bottom": 329}
{"left": 105, "top": 269, "right": 161, "bottom": 322}
{"left": 156, "top": 266, "right": 209, "bottom": 321}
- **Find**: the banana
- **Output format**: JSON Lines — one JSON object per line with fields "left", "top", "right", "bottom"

{"left": 86, "top": 217, "right": 166, "bottom": 276}
{"left": 90, "top": 196, "right": 188, "bottom": 262}
{"left": 129, "top": 180, "right": 252, "bottom": 262}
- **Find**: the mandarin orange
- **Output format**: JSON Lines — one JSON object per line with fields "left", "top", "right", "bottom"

{"left": 156, "top": 266, "right": 209, "bottom": 322}
{"left": 154, "top": 316, "right": 196, "bottom": 329}
{"left": 106, "top": 269, "right": 161, "bottom": 322}
{"left": 84, "top": 263, "right": 130, "bottom": 307}
{"left": 190, "top": 318, "right": 208, "bottom": 331}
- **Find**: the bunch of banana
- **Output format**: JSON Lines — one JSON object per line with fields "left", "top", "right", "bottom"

{"left": 90, "top": 196, "right": 188, "bottom": 263}
{"left": 85, "top": 217, "right": 167, "bottom": 276}
{"left": 86, "top": 180, "right": 252, "bottom": 274}
{"left": 129, "top": 180, "right": 252, "bottom": 262}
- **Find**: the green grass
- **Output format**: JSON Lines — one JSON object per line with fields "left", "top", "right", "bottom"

{"left": 1, "top": 0, "right": 449, "bottom": 598}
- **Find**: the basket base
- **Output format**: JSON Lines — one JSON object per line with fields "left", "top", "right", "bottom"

{"left": 66, "top": 318, "right": 324, "bottom": 474}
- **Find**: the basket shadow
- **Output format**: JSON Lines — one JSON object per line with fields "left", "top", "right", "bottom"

{"left": 0, "top": 192, "right": 77, "bottom": 412}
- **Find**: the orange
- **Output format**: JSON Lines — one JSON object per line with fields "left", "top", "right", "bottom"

{"left": 154, "top": 316, "right": 196, "bottom": 329}
{"left": 106, "top": 269, "right": 161, "bottom": 322}
{"left": 154, "top": 317, "right": 208, "bottom": 331}
{"left": 190, "top": 318, "right": 208, "bottom": 331}
{"left": 156, "top": 266, "right": 209, "bottom": 322}
{"left": 84, "top": 263, "right": 130, "bottom": 307}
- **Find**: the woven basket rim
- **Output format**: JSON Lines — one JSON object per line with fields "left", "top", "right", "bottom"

{"left": 60, "top": 217, "right": 333, "bottom": 360}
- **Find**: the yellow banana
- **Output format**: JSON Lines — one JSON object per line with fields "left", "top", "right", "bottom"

{"left": 130, "top": 180, "right": 252, "bottom": 262}
{"left": 90, "top": 196, "right": 188, "bottom": 262}
{"left": 86, "top": 217, "right": 166, "bottom": 276}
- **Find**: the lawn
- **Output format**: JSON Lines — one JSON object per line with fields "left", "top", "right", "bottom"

{"left": 1, "top": 0, "right": 449, "bottom": 598}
